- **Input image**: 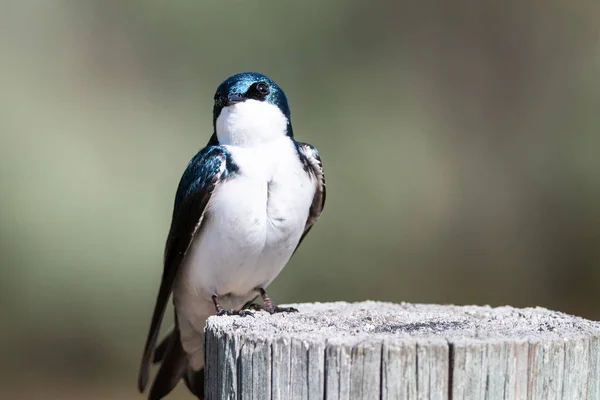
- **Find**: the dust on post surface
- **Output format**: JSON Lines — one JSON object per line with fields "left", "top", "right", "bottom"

{"left": 205, "top": 301, "right": 600, "bottom": 400}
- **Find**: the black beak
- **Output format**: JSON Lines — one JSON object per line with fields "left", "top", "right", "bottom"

{"left": 226, "top": 93, "right": 245, "bottom": 106}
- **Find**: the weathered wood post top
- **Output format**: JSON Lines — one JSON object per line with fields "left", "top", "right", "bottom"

{"left": 205, "top": 301, "right": 600, "bottom": 400}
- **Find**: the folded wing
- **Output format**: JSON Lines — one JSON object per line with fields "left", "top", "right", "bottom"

{"left": 137, "top": 146, "right": 236, "bottom": 393}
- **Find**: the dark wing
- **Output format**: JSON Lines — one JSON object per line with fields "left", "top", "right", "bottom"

{"left": 295, "top": 142, "right": 326, "bottom": 251}
{"left": 138, "top": 145, "right": 236, "bottom": 392}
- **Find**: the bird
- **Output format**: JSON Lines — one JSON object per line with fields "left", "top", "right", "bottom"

{"left": 137, "top": 72, "right": 326, "bottom": 400}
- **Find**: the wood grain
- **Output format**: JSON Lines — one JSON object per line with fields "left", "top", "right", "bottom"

{"left": 204, "top": 301, "right": 600, "bottom": 400}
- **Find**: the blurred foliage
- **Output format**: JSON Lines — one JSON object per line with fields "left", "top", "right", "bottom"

{"left": 1, "top": 0, "right": 599, "bottom": 398}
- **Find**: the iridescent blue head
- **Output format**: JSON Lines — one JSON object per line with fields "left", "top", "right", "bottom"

{"left": 212, "top": 72, "right": 293, "bottom": 146}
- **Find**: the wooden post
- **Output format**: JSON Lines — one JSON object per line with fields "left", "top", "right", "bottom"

{"left": 204, "top": 301, "right": 600, "bottom": 400}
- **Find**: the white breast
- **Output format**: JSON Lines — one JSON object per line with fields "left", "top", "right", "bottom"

{"left": 177, "top": 136, "right": 314, "bottom": 309}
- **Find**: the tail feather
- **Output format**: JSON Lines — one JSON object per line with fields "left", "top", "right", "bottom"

{"left": 152, "top": 329, "right": 174, "bottom": 364}
{"left": 148, "top": 327, "right": 187, "bottom": 400}
{"left": 184, "top": 368, "right": 205, "bottom": 399}
{"left": 150, "top": 328, "right": 205, "bottom": 400}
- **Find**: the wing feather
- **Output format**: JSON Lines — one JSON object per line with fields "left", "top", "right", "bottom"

{"left": 295, "top": 142, "right": 326, "bottom": 251}
{"left": 137, "top": 146, "right": 235, "bottom": 392}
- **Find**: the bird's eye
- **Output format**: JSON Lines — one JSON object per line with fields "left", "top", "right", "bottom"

{"left": 256, "top": 82, "right": 269, "bottom": 96}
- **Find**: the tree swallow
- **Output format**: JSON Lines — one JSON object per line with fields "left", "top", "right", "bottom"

{"left": 137, "top": 72, "right": 326, "bottom": 400}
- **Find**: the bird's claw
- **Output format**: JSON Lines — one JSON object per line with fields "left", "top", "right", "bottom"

{"left": 216, "top": 309, "right": 254, "bottom": 317}
{"left": 244, "top": 289, "right": 298, "bottom": 314}
{"left": 271, "top": 306, "right": 299, "bottom": 314}
{"left": 271, "top": 306, "right": 298, "bottom": 314}
{"left": 249, "top": 304, "right": 298, "bottom": 314}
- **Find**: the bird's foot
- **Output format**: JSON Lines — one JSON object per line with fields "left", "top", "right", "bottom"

{"left": 247, "top": 303, "right": 297, "bottom": 314}
{"left": 216, "top": 309, "right": 254, "bottom": 317}
{"left": 270, "top": 305, "right": 299, "bottom": 314}
{"left": 249, "top": 288, "right": 299, "bottom": 314}
{"left": 212, "top": 294, "right": 254, "bottom": 317}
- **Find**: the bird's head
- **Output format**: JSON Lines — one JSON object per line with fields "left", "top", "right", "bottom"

{"left": 212, "top": 72, "right": 292, "bottom": 146}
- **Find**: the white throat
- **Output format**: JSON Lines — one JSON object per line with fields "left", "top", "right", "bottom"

{"left": 215, "top": 99, "right": 289, "bottom": 147}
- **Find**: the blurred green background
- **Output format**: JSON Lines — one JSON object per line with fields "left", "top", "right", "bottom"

{"left": 1, "top": 0, "right": 599, "bottom": 398}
